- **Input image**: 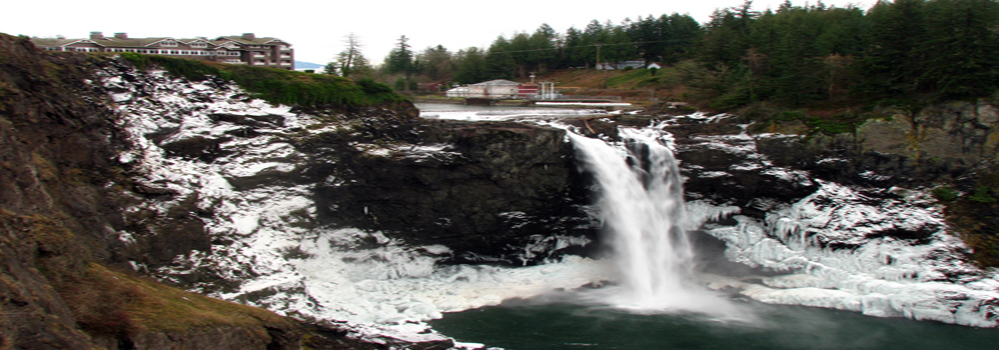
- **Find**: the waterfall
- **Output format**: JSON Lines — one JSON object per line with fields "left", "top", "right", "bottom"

{"left": 569, "top": 127, "right": 736, "bottom": 314}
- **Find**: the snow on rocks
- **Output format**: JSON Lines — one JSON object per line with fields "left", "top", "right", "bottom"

{"left": 693, "top": 181, "right": 999, "bottom": 327}
{"left": 98, "top": 64, "right": 612, "bottom": 343}
{"left": 658, "top": 113, "right": 998, "bottom": 327}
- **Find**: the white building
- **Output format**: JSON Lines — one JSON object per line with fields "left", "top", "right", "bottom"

{"left": 445, "top": 79, "right": 521, "bottom": 99}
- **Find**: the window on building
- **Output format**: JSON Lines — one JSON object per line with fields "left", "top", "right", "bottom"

{"left": 191, "top": 42, "right": 207, "bottom": 48}
{"left": 160, "top": 40, "right": 178, "bottom": 47}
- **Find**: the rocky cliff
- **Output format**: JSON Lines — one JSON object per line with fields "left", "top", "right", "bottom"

{"left": 1, "top": 33, "right": 594, "bottom": 348}
{"left": 0, "top": 33, "right": 317, "bottom": 350}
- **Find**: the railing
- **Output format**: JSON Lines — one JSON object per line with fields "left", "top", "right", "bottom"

{"left": 560, "top": 95, "right": 623, "bottom": 100}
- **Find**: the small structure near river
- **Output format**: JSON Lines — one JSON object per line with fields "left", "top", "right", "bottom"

{"left": 446, "top": 79, "right": 533, "bottom": 99}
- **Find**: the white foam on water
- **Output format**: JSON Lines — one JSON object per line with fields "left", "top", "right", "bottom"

{"left": 567, "top": 127, "right": 746, "bottom": 319}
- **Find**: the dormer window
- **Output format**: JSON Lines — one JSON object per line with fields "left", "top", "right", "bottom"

{"left": 160, "top": 40, "right": 178, "bottom": 47}
{"left": 191, "top": 42, "right": 207, "bottom": 48}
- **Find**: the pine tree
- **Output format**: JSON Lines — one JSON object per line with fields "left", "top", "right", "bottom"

{"left": 385, "top": 35, "right": 416, "bottom": 75}
{"left": 485, "top": 36, "right": 517, "bottom": 79}
{"left": 858, "top": 0, "right": 928, "bottom": 98}
{"left": 920, "top": 0, "right": 999, "bottom": 99}
{"left": 664, "top": 13, "right": 701, "bottom": 63}
{"left": 454, "top": 47, "right": 488, "bottom": 84}
{"left": 528, "top": 24, "right": 559, "bottom": 73}
{"left": 416, "top": 45, "right": 454, "bottom": 82}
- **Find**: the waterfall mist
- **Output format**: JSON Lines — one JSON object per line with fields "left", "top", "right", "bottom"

{"left": 568, "top": 127, "right": 746, "bottom": 318}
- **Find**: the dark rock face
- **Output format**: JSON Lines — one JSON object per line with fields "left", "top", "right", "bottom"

{"left": 304, "top": 119, "right": 596, "bottom": 264}
{"left": 92, "top": 324, "right": 303, "bottom": 350}
{"left": 756, "top": 102, "right": 999, "bottom": 188}
{"left": 0, "top": 34, "right": 121, "bottom": 350}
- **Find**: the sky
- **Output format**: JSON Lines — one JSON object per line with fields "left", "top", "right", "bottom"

{"left": 4, "top": 1, "right": 878, "bottom": 67}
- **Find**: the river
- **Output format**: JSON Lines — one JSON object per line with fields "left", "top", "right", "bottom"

{"left": 430, "top": 298, "right": 999, "bottom": 350}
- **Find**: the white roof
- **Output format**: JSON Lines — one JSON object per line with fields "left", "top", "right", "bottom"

{"left": 472, "top": 79, "right": 520, "bottom": 86}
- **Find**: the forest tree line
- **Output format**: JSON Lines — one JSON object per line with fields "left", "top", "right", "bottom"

{"left": 330, "top": 0, "right": 999, "bottom": 109}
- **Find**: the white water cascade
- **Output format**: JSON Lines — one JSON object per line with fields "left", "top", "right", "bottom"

{"left": 569, "top": 127, "right": 740, "bottom": 315}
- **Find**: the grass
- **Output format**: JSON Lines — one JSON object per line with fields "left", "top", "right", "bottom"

{"left": 106, "top": 265, "right": 290, "bottom": 330}
{"left": 57, "top": 262, "right": 295, "bottom": 336}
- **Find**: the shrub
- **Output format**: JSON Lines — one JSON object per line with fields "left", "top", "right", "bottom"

{"left": 117, "top": 53, "right": 406, "bottom": 108}
{"left": 932, "top": 187, "right": 959, "bottom": 201}
{"left": 969, "top": 185, "right": 997, "bottom": 204}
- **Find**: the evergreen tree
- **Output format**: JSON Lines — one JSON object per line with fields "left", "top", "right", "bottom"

{"left": 385, "top": 35, "right": 417, "bottom": 75}
{"left": 562, "top": 27, "right": 587, "bottom": 68}
{"left": 416, "top": 45, "right": 454, "bottom": 81}
{"left": 920, "top": 0, "right": 999, "bottom": 99}
{"left": 602, "top": 22, "right": 637, "bottom": 65}
{"left": 664, "top": 13, "right": 701, "bottom": 63}
{"left": 485, "top": 36, "right": 517, "bottom": 79}
{"left": 528, "top": 24, "right": 559, "bottom": 72}
{"left": 454, "top": 47, "right": 489, "bottom": 84}
{"left": 858, "top": 0, "right": 928, "bottom": 98}
{"left": 630, "top": 15, "right": 663, "bottom": 64}
{"left": 508, "top": 32, "right": 533, "bottom": 77}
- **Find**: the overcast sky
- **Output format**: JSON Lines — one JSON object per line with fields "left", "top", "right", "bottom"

{"left": 4, "top": 1, "right": 878, "bottom": 67}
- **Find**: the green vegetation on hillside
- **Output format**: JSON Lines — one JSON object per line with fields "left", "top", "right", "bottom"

{"left": 938, "top": 174, "right": 999, "bottom": 267}
{"left": 691, "top": 0, "right": 999, "bottom": 111}
{"left": 380, "top": 0, "right": 999, "bottom": 122}
{"left": 71, "top": 263, "right": 294, "bottom": 333}
{"left": 119, "top": 52, "right": 405, "bottom": 108}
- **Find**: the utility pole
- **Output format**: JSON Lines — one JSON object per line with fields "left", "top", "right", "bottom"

{"left": 595, "top": 44, "right": 608, "bottom": 89}
{"left": 594, "top": 44, "right": 602, "bottom": 71}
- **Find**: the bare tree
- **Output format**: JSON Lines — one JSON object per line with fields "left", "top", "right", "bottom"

{"left": 338, "top": 33, "right": 363, "bottom": 76}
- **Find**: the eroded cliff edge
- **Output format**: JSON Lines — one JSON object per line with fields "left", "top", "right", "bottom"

{"left": 0, "top": 33, "right": 317, "bottom": 350}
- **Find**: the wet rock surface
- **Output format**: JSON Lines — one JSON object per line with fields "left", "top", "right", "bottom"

{"left": 305, "top": 119, "right": 595, "bottom": 264}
